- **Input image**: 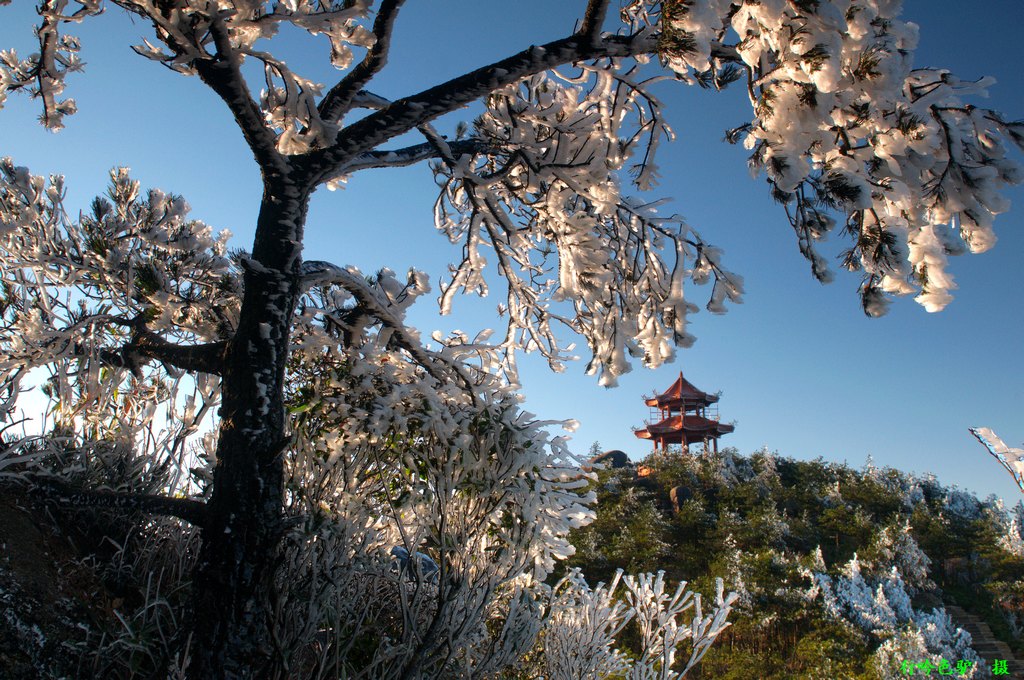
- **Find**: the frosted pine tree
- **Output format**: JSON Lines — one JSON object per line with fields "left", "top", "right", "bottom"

{"left": 867, "top": 521, "right": 934, "bottom": 594}
{"left": 1002, "top": 502, "right": 1024, "bottom": 556}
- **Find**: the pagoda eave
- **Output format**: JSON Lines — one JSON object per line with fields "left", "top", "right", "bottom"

{"left": 642, "top": 393, "right": 719, "bottom": 409}
{"left": 634, "top": 412, "right": 733, "bottom": 441}
{"left": 642, "top": 372, "right": 720, "bottom": 410}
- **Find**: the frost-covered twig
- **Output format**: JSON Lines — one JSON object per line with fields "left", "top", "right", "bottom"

{"left": 971, "top": 427, "right": 1024, "bottom": 493}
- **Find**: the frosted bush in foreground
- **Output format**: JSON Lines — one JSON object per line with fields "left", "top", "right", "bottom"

{"left": 537, "top": 570, "right": 737, "bottom": 679}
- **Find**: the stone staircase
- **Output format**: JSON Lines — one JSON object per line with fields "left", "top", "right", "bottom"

{"left": 946, "top": 604, "right": 1024, "bottom": 678}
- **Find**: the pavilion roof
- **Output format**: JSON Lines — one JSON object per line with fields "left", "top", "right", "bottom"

{"left": 633, "top": 414, "right": 734, "bottom": 445}
{"left": 643, "top": 371, "right": 719, "bottom": 408}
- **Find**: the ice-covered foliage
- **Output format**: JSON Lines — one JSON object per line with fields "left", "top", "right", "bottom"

{"left": 805, "top": 551, "right": 985, "bottom": 678}
{"left": 705, "top": 446, "right": 755, "bottom": 486}
{"left": 722, "top": 533, "right": 753, "bottom": 610}
{"left": 272, "top": 308, "right": 601, "bottom": 675}
{"left": 943, "top": 487, "right": 984, "bottom": 521}
{"left": 999, "top": 515, "right": 1024, "bottom": 557}
{"left": 1, "top": 0, "right": 1020, "bottom": 674}
{"left": 822, "top": 478, "right": 844, "bottom": 508}
{"left": 812, "top": 554, "right": 899, "bottom": 632}
{"left": 432, "top": 69, "right": 743, "bottom": 385}
{"left": 0, "top": 0, "right": 99, "bottom": 130}
{"left": 994, "top": 501, "right": 1024, "bottom": 557}
{"left": 0, "top": 0, "right": 371, "bottom": 145}
{"left": 626, "top": 0, "right": 1024, "bottom": 317}
{"left": 3, "top": 1, "right": 1020, "bottom": 386}
{"left": 866, "top": 521, "right": 933, "bottom": 594}
{"left": 0, "top": 161, "right": 230, "bottom": 486}
{"left": 903, "top": 479, "right": 925, "bottom": 509}
{"left": 0, "top": 161, "right": 737, "bottom": 676}
{"left": 535, "top": 570, "right": 633, "bottom": 679}
{"left": 873, "top": 609, "right": 987, "bottom": 680}
{"left": 228, "top": 242, "right": 738, "bottom": 676}
{"left": 0, "top": 0, "right": 741, "bottom": 387}
{"left": 538, "top": 570, "right": 737, "bottom": 679}
{"left": 280, "top": 270, "right": 600, "bottom": 635}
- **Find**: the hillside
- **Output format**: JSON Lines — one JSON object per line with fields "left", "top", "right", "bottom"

{"left": 562, "top": 448, "right": 1024, "bottom": 679}
{"left": 3, "top": 447, "right": 1023, "bottom": 678}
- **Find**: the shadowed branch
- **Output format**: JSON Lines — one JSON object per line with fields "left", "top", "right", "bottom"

{"left": 28, "top": 476, "right": 208, "bottom": 527}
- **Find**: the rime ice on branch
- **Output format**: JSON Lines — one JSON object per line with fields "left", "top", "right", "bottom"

{"left": 971, "top": 427, "right": 1024, "bottom": 493}
{"left": 4, "top": 0, "right": 1021, "bottom": 385}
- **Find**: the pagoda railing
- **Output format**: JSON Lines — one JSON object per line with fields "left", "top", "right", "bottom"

{"left": 647, "top": 403, "right": 722, "bottom": 423}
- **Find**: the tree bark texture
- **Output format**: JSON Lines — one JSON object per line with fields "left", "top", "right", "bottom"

{"left": 189, "top": 171, "right": 310, "bottom": 679}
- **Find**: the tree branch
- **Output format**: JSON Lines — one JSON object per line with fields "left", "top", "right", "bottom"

{"left": 29, "top": 476, "right": 208, "bottom": 527}
{"left": 78, "top": 332, "right": 227, "bottom": 377}
{"left": 193, "top": 11, "right": 288, "bottom": 173}
{"left": 338, "top": 139, "right": 489, "bottom": 174}
{"left": 349, "top": 89, "right": 392, "bottom": 110}
{"left": 317, "top": 0, "right": 407, "bottom": 124}
{"left": 303, "top": 31, "right": 660, "bottom": 185}
{"left": 34, "top": 0, "right": 63, "bottom": 128}
{"left": 300, "top": 265, "right": 480, "bottom": 400}
{"left": 133, "top": 330, "right": 227, "bottom": 375}
{"left": 579, "top": 0, "right": 611, "bottom": 46}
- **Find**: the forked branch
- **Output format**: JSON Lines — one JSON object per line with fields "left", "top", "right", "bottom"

{"left": 318, "top": 0, "right": 407, "bottom": 124}
{"left": 194, "top": 12, "right": 286, "bottom": 172}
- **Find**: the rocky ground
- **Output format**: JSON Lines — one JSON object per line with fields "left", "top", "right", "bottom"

{"left": 0, "top": 491, "right": 113, "bottom": 679}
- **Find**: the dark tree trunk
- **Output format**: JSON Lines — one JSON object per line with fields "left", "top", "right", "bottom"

{"left": 189, "top": 172, "right": 311, "bottom": 679}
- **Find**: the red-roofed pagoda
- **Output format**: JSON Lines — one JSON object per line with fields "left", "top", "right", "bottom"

{"left": 634, "top": 371, "right": 734, "bottom": 454}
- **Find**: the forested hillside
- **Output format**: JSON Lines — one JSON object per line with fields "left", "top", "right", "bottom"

{"left": 562, "top": 448, "right": 1024, "bottom": 679}
{"left": 3, "top": 446, "right": 1023, "bottom": 678}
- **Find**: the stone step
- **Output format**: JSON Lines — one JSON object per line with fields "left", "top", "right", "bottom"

{"left": 943, "top": 603, "right": 1024, "bottom": 677}
{"left": 975, "top": 649, "right": 1014, "bottom": 660}
{"left": 973, "top": 641, "right": 1012, "bottom": 650}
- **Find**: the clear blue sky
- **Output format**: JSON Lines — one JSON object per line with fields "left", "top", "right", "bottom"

{"left": 0, "top": 1, "right": 1021, "bottom": 504}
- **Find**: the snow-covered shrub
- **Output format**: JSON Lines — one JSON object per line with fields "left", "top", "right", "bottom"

{"left": 944, "top": 488, "right": 983, "bottom": 522}
{"left": 873, "top": 608, "right": 988, "bottom": 680}
{"left": 536, "top": 570, "right": 736, "bottom": 680}
{"left": 866, "top": 522, "right": 934, "bottom": 594}
{"left": 805, "top": 551, "right": 985, "bottom": 678}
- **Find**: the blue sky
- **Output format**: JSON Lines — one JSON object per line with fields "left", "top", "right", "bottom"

{"left": 0, "top": 1, "right": 1021, "bottom": 504}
